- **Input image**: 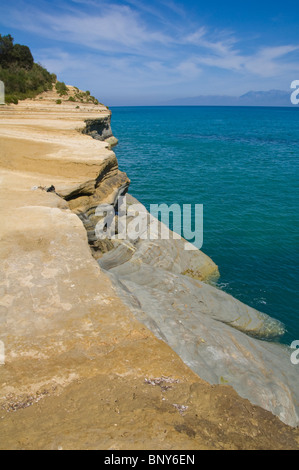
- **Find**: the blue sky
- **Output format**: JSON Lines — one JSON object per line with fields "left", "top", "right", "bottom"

{"left": 1, "top": 0, "right": 299, "bottom": 105}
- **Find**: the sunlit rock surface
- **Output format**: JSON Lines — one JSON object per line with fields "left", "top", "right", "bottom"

{"left": 0, "top": 93, "right": 298, "bottom": 449}
{"left": 97, "top": 201, "right": 298, "bottom": 427}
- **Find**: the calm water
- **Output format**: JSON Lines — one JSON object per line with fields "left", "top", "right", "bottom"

{"left": 110, "top": 106, "right": 299, "bottom": 344}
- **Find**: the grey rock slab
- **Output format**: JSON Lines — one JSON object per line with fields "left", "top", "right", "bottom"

{"left": 99, "top": 253, "right": 298, "bottom": 427}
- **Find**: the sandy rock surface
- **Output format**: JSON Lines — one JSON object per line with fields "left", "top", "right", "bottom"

{"left": 0, "top": 95, "right": 298, "bottom": 449}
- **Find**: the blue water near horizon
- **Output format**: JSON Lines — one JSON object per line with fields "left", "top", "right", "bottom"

{"left": 110, "top": 106, "right": 299, "bottom": 344}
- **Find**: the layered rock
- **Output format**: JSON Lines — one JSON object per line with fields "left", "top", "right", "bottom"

{"left": 51, "top": 123, "right": 298, "bottom": 426}
{"left": 0, "top": 96, "right": 298, "bottom": 449}
{"left": 89, "top": 199, "right": 298, "bottom": 427}
{"left": 82, "top": 115, "right": 119, "bottom": 148}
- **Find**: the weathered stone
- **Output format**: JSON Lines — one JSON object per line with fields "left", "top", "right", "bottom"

{"left": 82, "top": 116, "right": 112, "bottom": 138}
{"left": 97, "top": 201, "right": 298, "bottom": 427}
{"left": 0, "top": 94, "right": 298, "bottom": 449}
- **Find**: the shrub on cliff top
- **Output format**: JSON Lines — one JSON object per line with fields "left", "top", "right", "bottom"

{"left": 0, "top": 34, "right": 100, "bottom": 106}
{"left": 0, "top": 34, "right": 56, "bottom": 103}
{"left": 0, "top": 34, "right": 34, "bottom": 70}
{"left": 55, "top": 81, "right": 68, "bottom": 96}
{"left": 5, "top": 95, "right": 18, "bottom": 104}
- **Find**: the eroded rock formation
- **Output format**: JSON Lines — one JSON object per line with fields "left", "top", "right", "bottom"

{"left": 0, "top": 93, "right": 298, "bottom": 449}
{"left": 82, "top": 115, "right": 119, "bottom": 148}
{"left": 66, "top": 183, "right": 298, "bottom": 427}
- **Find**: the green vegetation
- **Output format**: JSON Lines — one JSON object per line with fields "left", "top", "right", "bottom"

{"left": 0, "top": 34, "right": 56, "bottom": 103}
{"left": 0, "top": 34, "right": 33, "bottom": 69}
{"left": 55, "top": 81, "right": 68, "bottom": 96}
{"left": 6, "top": 95, "right": 18, "bottom": 105}
{"left": 90, "top": 96, "right": 99, "bottom": 105}
{"left": 74, "top": 90, "right": 99, "bottom": 105}
{"left": 0, "top": 34, "right": 102, "bottom": 106}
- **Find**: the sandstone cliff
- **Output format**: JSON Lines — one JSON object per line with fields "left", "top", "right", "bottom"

{"left": 0, "top": 91, "right": 298, "bottom": 450}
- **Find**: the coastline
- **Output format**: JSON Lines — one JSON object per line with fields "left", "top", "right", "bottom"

{"left": 0, "top": 93, "right": 298, "bottom": 449}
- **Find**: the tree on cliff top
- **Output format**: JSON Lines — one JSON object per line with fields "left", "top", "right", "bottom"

{"left": 0, "top": 34, "right": 99, "bottom": 105}
{"left": 0, "top": 34, "right": 56, "bottom": 103}
{"left": 0, "top": 34, "right": 34, "bottom": 70}
{"left": 0, "top": 34, "right": 14, "bottom": 68}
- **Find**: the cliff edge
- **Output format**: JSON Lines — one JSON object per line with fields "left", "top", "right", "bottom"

{"left": 0, "top": 94, "right": 298, "bottom": 449}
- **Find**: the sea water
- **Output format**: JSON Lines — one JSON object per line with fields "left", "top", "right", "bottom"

{"left": 111, "top": 106, "right": 299, "bottom": 344}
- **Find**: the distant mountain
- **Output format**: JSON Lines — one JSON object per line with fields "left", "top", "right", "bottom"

{"left": 162, "top": 90, "right": 293, "bottom": 107}
{"left": 239, "top": 90, "right": 291, "bottom": 106}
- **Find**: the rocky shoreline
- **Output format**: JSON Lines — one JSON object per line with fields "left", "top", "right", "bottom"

{"left": 74, "top": 110, "right": 298, "bottom": 428}
{"left": 0, "top": 92, "right": 298, "bottom": 449}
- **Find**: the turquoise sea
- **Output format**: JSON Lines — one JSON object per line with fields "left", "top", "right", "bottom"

{"left": 111, "top": 106, "right": 299, "bottom": 344}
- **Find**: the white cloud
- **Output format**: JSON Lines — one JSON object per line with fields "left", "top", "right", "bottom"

{"left": 5, "top": 3, "right": 172, "bottom": 56}
{"left": 194, "top": 42, "right": 299, "bottom": 77}
{"left": 245, "top": 46, "right": 299, "bottom": 77}
{"left": 1, "top": 0, "right": 299, "bottom": 101}
{"left": 176, "top": 60, "right": 202, "bottom": 79}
